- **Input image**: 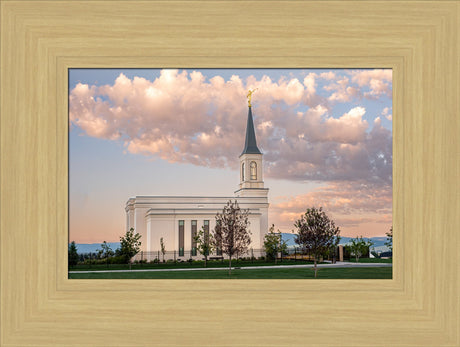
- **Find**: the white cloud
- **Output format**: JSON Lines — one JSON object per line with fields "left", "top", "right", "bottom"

{"left": 324, "top": 77, "right": 360, "bottom": 102}
{"left": 303, "top": 73, "right": 317, "bottom": 95}
{"left": 351, "top": 69, "right": 392, "bottom": 98}
{"left": 319, "top": 71, "right": 336, "bottom": 80}
{"left": 70, "top": 70, "right": 392, "bottom": 185}
{"left": 381, "top": 107, "right": 392, "bottom": 121}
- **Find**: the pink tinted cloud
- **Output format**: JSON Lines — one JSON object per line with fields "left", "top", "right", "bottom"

{"left": 350, "top": 69, "right": 392, "bottom": 98}
{"left": 303, "top": 73, "right": 317, "bottom": 94}
{"left": 382, "top": 107, "right": 392, "bottom": 121}
{"left": 324, "top": 76, "right": 360, "bottom": 102}
{"left": 321, "top": 69, "right": 392, "bottom": 102}
{"left": 70, "top": 69, "right": 392, "bottom": 185}
{"left": 273, "top": 181, "right": 391, "bottom": 216}
{"left": 269, "top": 181, "right": 392, "bottom": 236}
{"left": 263, "top": 110, "right": 392, "bottom": 184}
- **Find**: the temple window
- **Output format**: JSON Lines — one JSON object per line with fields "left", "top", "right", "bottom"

{"left": 250, "top": 161, "right": 257, "bottom": 180}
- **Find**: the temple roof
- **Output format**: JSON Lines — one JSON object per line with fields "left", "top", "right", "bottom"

{"left": 241, "top": 106, "right": 262, "bottom": 156}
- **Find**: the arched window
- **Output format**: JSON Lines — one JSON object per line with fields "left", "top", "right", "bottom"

{"left": 242, "top": 163, "right": 245, "bottom": 181}
{"left": 250, "top": 161, "right": 257, "bottom": 180}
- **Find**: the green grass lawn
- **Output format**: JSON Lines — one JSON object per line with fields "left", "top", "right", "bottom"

{"left": 68, "top": 266, "right": 392, "bottom": 279}
{"left": 70, "top": 258, "right": 391, "bottom": 273}
{"left": 69, "top": 259, "right": 319, "bottom": 272}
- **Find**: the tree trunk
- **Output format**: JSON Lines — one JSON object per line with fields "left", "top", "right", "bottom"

{"left": 229, "top": 256, "right": 232, "bottom": 276}
{"left": 129, "top": 261, "right": 132, "bottom": 270}
{"left": 205, "top": 255, "right": 207, "bottom": 268}
{"left": 355, "top": 255, "right": 358, "bottom": 263}
{"left": 314, "top": 258, "right": 318, "bottom": 278}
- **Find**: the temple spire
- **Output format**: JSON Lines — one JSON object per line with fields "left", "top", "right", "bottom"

{"left": 236, "top": 92, "right": 268, "bottom": 197}
{"left": 241, "top": 106, "right": 262, "bottom": 156}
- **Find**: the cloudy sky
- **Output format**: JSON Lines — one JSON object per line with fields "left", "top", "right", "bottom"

{"left": 69, "top": 68, "right": 392, "bottom": 243}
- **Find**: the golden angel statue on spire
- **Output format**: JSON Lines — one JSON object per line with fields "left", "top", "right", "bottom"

{"left": 247, "top": 88, "right": 258, "bottom": 107}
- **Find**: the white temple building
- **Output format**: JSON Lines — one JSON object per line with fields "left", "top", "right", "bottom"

{"left": 126, "top": 100, "right": 269, "bottom": 260}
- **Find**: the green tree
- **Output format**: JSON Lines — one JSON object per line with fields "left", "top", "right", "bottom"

{"left": 194, "top": 226, "right": 214, "bottom": 267}
{"left": 325, "top": 235, "right": 341, "bottom": 263}
{"left": 385, "top": 226, "right": 393, "bottom": 252}
{"left": 68, "top": 241, "right": 79, "bottom": 268}
{"left": 95, "top": 249, "right": 104, "bottom": 260}
{"left": 294, "top": 207, "right": 340, "bottom": 278}
{"left": 348, "top": 236, "right": 374, "bottom": 262}
{"left": 99, "top": 241, "right": 114, "bottom": 268}
{"left": 213, "top": 200, "right": 251, "bottom": 275}
{"left": 119, "top": 228, "right": 142, "bottom": 270}
{"left": 160, "top": 237, "right": 166, "bottom": 263}
{"left": 263, "top": 224, "right": 287, "bottom": 263}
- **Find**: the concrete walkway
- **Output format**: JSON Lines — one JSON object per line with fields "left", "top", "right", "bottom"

{"left": 69, "top": 261, "right": 392, "bottom": 274}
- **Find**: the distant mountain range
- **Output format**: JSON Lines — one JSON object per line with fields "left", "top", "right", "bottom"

{"left": 73, "top": 242, "right": 121, "bottom": 254}
{"left": 339, "top": 236, "right": 388, "bottom": 247}
{"left": 280, "top": 233, "right": 389, "bottom": 248}
{"left": 73, "top": 235, "right": 389, "bottom": 254}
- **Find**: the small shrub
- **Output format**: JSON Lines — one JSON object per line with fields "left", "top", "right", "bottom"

{"left": 108, "top": 256, "right": 126, "bottom": 264}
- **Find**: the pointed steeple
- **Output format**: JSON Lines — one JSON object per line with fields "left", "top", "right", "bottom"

{"left": 235, "top": 102, "right": 268, "bottom": 197}
{"left": 241, "top": 106, "right": 262, "bottom": 156}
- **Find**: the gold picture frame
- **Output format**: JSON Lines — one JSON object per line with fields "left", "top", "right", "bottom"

{"left": 1, "top": 1, "right": 458, "bottom": 346}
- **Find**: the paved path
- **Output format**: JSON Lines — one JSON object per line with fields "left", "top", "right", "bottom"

{"left": 69, "top": 262, "right": 392, "bottom": 274}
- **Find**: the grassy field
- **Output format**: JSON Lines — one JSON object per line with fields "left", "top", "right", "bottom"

{"left": 69, "top": 258, "right": 392, "bottom": 272}
{"left": 69, "top": 259, "right": 319, "bottom": 272}
{"left": 69, "top": 266, "right": 392, "bottom": 279}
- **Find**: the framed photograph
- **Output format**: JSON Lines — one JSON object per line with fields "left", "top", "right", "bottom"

{"left": 68, "top": 67, "right": 393, "bottom": 280}
{"left": 1, "top": 1, "right": 458, "bottom": 346}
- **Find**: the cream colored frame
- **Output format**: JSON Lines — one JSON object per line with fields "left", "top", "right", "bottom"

{"left": 1, "top": 1, "right": 459, "bottom": 346}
